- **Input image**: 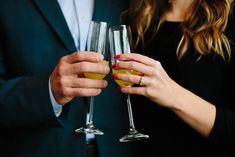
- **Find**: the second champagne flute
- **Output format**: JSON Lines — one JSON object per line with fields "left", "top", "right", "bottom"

{"left": 109, "top": 25, "right": 149, "bottom": 142}
{"left": 75, "top": 21, "right": 109, "bottom": 135}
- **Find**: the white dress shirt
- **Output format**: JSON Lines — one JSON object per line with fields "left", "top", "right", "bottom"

{"left": 49, "top": 0, "right": 94, "bottom": 116}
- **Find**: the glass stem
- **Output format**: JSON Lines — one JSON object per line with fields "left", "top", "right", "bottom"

{"left": 88, "top": 96, "right": 94, "bottom": 125}
{"left": 126, "top": 94, "right": 136, "bottom": 131}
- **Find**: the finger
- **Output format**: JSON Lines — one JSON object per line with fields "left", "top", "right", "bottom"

{"left": 64, "top": 77, "right": 108, "bottom": 88}
{"left": 115, "top": 53, "right": 156, "bottom": 66}
{"left": 120, "top": 86, "right": 146, "bottom": 95}
{"left": 114, "top": 61, "right": 154, "bottom": 76}
{"left": 62, "top": 87, "right": 102, "bottom": 97}
{"left": 112, "top": 73, "right": 150, "bottom": 86}
{"left": 69, "top": 62, "right": 110, "bottom": 75}
{"left": 116, "top": 54, "right": 169, "bottom": 81}
{"left": 63, "top": 51, "right": 104, "bottom": 64}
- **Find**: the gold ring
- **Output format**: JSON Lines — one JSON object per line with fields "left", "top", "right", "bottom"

{"left": 139, "top": 76, "right": 144, "bottom": 86}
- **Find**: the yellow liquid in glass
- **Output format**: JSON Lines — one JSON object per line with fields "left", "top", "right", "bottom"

{"left": 84, "top": 60, "right": 109, "bottom": 80}
{"left": 113, "top": 69, "right": 140, "bottom": 87}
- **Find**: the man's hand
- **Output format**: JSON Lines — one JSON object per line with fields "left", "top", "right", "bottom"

{"left": 50, "top": 51, "right": 110, "bottom": 105}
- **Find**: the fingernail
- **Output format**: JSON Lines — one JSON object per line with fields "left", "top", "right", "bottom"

{"left": 114, "top": 55, "right": 121, "bottom": 59}
{"left": 111, "top": 64, "right": 116, "bottom": 68}
{"left": 111, "top": 73, "right": 116, "bottom": 78}
{"left": 100, "top": 55, "right": 104, "bottom": 60}
{"left": 105, "top": 67, "right": 110, "bottom": 73}
{"left": 104, "top": 81, "right": 108, "bottom": 87}
{"left": 118, "top": 86, "right": 123, "bottom": 91}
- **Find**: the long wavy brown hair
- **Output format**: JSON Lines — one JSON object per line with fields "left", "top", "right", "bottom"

{"left": 128, "top": 0, "right": 233, "bottom": 60}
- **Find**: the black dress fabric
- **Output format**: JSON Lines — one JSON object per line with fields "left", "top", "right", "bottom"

{"left": 132, "top": 14, "right": 235, "bottom": 157}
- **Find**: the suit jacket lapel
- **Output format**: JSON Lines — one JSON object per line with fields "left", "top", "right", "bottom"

{"left": 32, "top": 0, "right": 77, "bottom": 53}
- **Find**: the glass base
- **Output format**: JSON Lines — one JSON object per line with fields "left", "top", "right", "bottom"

{"left": 75, "top": 124, "right": 104, "bottom": 135}
{"left": 119, "top": 129, "right": 149, "bottom": 142}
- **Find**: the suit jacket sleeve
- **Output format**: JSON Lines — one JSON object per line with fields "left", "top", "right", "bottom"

{"left": 0, "top": 44, "right": 62, "bottom": 128}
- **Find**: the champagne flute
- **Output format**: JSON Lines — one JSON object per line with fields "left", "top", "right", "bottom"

{"left": 109, "top": 25, "right": 149, "bottom": 142}
{"left": 75, "top": 21, "right": 109, "bottom": 135}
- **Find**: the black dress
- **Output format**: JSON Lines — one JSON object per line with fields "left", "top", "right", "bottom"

{"left": 132, "top": 15, "right": 235, "bottom": 157}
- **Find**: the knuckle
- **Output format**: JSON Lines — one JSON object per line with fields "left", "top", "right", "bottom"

{"left": 57, "top": 62, "right": 67, "bottom": 76}
{"left": 59, "top": 77, "right": 66, "bottom": 84}
{"left": 136, "top": 54, "right": 142, "bottom": 59}
{"left": 70, "top": 64, "right": 77, "bottom": 74}
{"left": 74, "top": 89, "right": 83, "bottom": 96}
{"left": 95, "top": 54, "right": 102, "bottom": 62}
{"left": 129, "top": 62, "right": 136, "bottom": 69}
{"left": 154, "top": 61, "right": 162, "bottom": 68}
{"left": 78, "top": 79, "right": 86, "bottom": 87}
{"left": 150, "top": 68, "right": 161, "bottom": 77}
{"left": 60, "top": 87, "right": 69, "bottom": 97}
{"left": 60, "top": 56, "right": 67, "bottom": 62}
{"left": 77, "top": 62, "right": 87, "bottom": 72}
{"left": 134, "top": 53, "right": 139, "bottom": 57}
{"left": 127, "top": 75, "right": 134, "bottom": 82}
{"left": 74, "top": 52, "right": 82, "bottom": 59}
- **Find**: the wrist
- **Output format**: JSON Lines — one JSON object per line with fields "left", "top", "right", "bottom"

{"left": 168, "top": 84, "right": 191, "bottom": 112}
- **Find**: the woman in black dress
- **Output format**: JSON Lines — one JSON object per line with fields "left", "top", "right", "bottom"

{"left": 112, "top": 0, "right": 235, "bottom": 156}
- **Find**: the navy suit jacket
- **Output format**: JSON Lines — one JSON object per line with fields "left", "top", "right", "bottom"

{"left": 0, "top": 0, "right": 135, "bottom": 156}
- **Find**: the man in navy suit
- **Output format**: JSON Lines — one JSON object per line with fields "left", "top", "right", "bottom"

{"left": 0, "top": 0, "right": 135, "bottom": 156}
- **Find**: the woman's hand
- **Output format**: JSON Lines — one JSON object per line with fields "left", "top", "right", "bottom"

{"left": 112, "top": 53, "right": 183, "bottom": 109}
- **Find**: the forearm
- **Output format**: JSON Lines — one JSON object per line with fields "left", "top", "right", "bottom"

{"left": 170, "top": 85, "right": 216, "bottom": 138}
